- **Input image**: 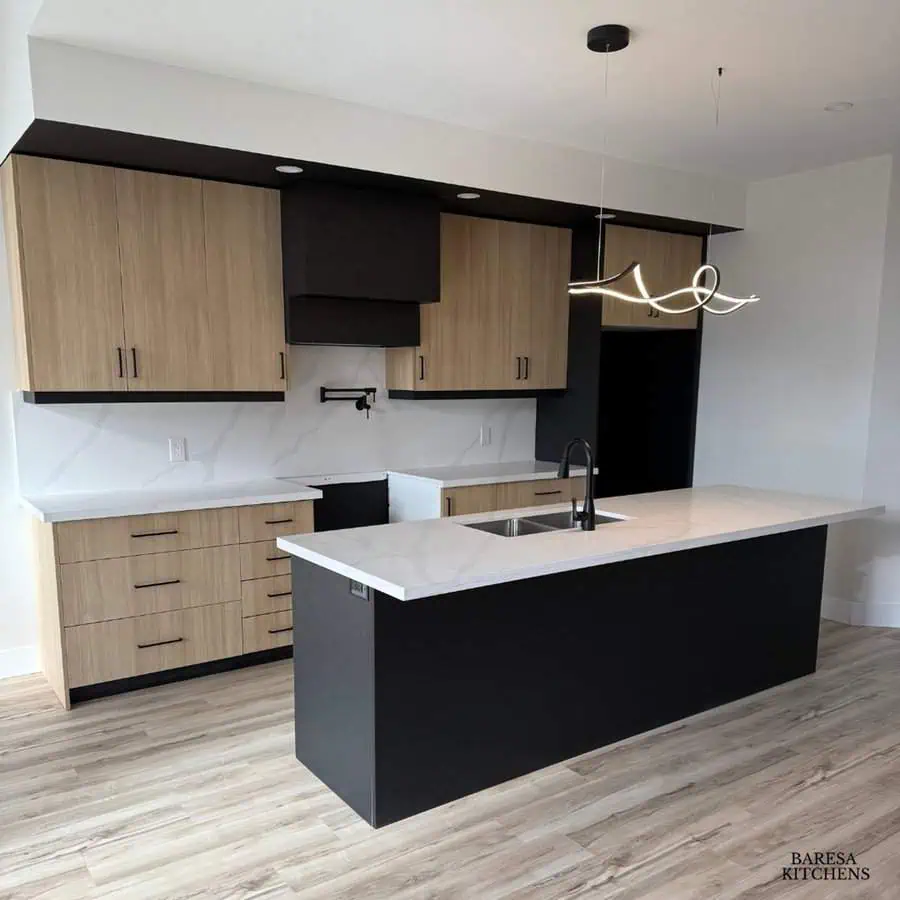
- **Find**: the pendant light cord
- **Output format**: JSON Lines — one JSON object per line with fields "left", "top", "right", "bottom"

{"left": 707, "top": 66, "right": 724, "bottom": 268}
{"left": 596, "top": 43, "right": 611, "bottom": 281}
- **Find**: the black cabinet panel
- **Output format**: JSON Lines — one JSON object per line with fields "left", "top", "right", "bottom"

{"left": 281, "top": 181, "right": 440, "bottom": 304}
{"left": 311, "top": 481, "right": 389, "bottom": 532}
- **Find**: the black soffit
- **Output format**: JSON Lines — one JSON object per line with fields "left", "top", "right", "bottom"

{"left": 12, "top": 119, "right": 737, "bottom": 236}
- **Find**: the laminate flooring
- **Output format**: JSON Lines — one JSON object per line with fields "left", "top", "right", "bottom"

{"left": 1, "top": 620, "right": 899, "bottom": 899}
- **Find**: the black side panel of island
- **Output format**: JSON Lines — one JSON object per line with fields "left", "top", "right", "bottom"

{"left": 292, "top": 526, "right": 827, "bottom": 827}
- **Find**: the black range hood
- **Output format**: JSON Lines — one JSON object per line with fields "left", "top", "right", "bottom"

{"left": 282, "top": 181, "right": 439, "bottom": 346}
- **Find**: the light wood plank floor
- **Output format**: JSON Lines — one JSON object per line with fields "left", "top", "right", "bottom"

{"left": 1, "top": 620, "right": 899, "bottom": 899}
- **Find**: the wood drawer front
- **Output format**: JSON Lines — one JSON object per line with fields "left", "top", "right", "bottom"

{"left": 239, "top": 540, "right": 292, "bottom": 580}
{"left": 496, "top": 478, "right": 579, "bottom": 510}
{"left": 238, "top": 501, "right": 314, "bottom": 543}
{"left": 243, "top": 610, "right": 293, "bottom": 654}
{"left": 241, "top": 574, "right": 292, "bottom": 617}
{"left": 59, "top": 545, "right": 241, "bottom": 626}
{"left": 65, "top": 601, "right": 242, "bottom": 688}
{"left": 55, "top": 508, "right": 239, "bottom": 564}
{"left": 441, "top": 484, "right": 499, "bottom": 517}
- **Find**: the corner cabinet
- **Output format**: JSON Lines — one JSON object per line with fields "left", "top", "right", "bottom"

{"left": 386, "top": 214, "right": 572, "bottom": 395}
{"left": 0, "top": 155, "right": 287, "bottom": 400}
{"left": 601, "top": 224, "right": 704, "bottom": 330}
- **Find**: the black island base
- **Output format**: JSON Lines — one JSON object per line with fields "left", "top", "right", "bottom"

{"left": 292, "top": 526, "right": 827, "bottom": 827}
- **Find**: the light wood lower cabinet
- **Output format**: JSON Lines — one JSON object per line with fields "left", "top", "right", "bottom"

{"left": 32, "top": 499, "right": 314, "bottom": 707}
{"left": 441, "top": 478, "right": 582, "bottom": 517}
{"left": 441, "top": 484, "right": 499, "bottom": 517}
{"left": 66, "top": 602, "right": 243, "bottom": 688}
{"left": 243, "top": 611, "right": 294, "bottom": 654}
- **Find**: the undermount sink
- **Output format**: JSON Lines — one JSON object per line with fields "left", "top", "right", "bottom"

{"left": 463, "top": 508, "right": 626, "bottom": 538}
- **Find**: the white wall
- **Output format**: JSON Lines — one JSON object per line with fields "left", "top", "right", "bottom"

{"left": 695, "top": 154, "right": 895, "bottom": 623}
{"left": 0, "top": 186, "right": 37, "bottom": 677}
{"left": 26, "top": 39, "right": 748, "bottom": 229}
{"left": 0, "top": 0, "right": 42, "bottom": 157}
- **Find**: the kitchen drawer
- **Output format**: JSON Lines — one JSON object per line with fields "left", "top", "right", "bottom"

{"left": 59, "top": 545, "right": 240, "bottom": 626}
{"left": 243, "top": 610, "right": 293, "bottom": 654}
{"left": 239, "top": 540, "right": 292, "bottom": 580}
{"left": 238, "top": 501, "right": 314, "bottom": 543}
{"left": 441, "top": 484, "right": 499, "bottom": 517}
{"left": 495, "top": 478, "right": 579, "bottom": 511}
{"left": 241, "top": 574, "right": 292, "bottom": 617}
{"left": 65, "top": 601, "right": 242, "bottom": 688}
{"left": 55, "top": 508, "right": 239, "bottom": 564}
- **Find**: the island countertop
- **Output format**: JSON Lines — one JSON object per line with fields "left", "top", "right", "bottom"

{"left": 277, "top": 485, "right": 883, "bottom": 601}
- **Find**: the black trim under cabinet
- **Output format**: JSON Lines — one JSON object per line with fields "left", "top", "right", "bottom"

{"left": 388, "top": 389, "right": 566, "bottom": 400}
{"left": 69, "top": 646, "right": 293, "bottom": 704}
{"left": 22, "top": 391, "right": 285, "bottom": 405}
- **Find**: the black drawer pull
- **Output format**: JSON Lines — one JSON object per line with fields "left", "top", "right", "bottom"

{"left": 266, "top": 554, "right": 291, "bottom": 562}
{"left": 264, "top": 518, "right": 293, "bottom": 525}
{"left": 137, "top": 637, "right": 183, "bottom": 649}
{"left": 534, "top": 490, "right": 563, "bottom": 496}
{"left": 267, "top": 626, "right": 293, "bottom": 634}
{"left": 267, "top": 590, "right": 292, "bottom": 598}
{"left": 279, "top": 351, "right": 286, "bottom": 381}
{"left": 133, "top": 578, "right": 181, "bottom": 590}
{"left": 131, "top": 529, "right": 179, "bottom": 539}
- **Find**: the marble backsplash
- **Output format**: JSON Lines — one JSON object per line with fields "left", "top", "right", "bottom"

{"left": 14, "top": 345, "right": 537, "bottom": 496}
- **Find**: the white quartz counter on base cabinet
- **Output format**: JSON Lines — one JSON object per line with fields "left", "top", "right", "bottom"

{"left": 278, "top": 485, "right": 884, "bottom": 601}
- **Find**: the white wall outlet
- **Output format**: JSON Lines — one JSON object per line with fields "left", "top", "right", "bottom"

{"left": 479, "top": 425, "right": 492, "bottom": 447}
{"left": 168, "top": 437, "right": 188, "bottom": 463}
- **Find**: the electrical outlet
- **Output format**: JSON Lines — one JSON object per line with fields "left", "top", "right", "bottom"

{"left": 168, "top": 437, "right": 188, "bottom": 463}
{"left": 480, "top": 425, "right": 492, "bottom": 447}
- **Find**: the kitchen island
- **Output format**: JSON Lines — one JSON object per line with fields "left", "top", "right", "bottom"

{"left": 278, "top": 485, "right": 882, "bottom": 827}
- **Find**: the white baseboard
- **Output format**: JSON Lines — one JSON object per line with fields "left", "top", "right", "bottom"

{"left": 0, "top": 644, "right": 39, "bottom": 679}
{"left": 822, "top": 595, "right": 900, "bottom": 628}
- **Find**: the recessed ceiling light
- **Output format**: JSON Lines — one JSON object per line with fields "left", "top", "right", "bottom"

{"left": 824, "top": 101, "right": 854, "bottom": 113}
{"left": 595, "top": 212, "right": 616, "bottom": 220}
{"left": 275, "top": 164, "right": 303, "bottom": 174}
{"left": 456, "top": 191, "right": 481, "bottom": 200}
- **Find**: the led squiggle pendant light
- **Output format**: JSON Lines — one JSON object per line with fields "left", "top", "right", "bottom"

{"left": 567, "top": 26, "right": 759, "bottom": 316}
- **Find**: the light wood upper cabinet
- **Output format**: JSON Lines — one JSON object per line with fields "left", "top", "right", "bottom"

{"left": 602, "top": 224, "right": 704, "bottom": 330}
{"left": 202, "top": 181, "right": 286, "bottom": 391}
{"left": 387, "top": 214, "right": 572, "bottom": 393}
{"left": 116, "top": 169, "right": 211, "bottom": 391}
{"left": 0, "top": 156, "right": 127, "bottom": 392}
{"left": 2, "top": 156, "right": 287, "bottom": 397}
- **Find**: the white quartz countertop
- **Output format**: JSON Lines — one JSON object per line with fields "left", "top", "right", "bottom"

{"left": 21, "top": 477, "right": 324, "bottom": 523}
{"left": 386, "top": 460, "right": 589, "bottom": 488}
{"left": 277, "top": 485, "right": 884, "bottom": 601}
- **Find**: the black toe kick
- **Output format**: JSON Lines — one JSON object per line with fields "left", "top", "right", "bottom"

{"left": 291, "top": 526, "right": 828, "bottom": 827}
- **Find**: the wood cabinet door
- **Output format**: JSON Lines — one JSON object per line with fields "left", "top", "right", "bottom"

{"left": 5, "top": 156, "right": 127, "bottom": 391}
{"left": 202, "top": 182, "right": 286, "bottom": 390}
{"left": 523, "top": 224, "right": 571, "bottom": 389}
{"left": 441, "top": 485, "right": 499, "bottom": 517}
{"left": 602, "top": 225, "right": 703, "bottom": 330}
{"left": 115, "top": 169, "right": 213, "bottom": 390}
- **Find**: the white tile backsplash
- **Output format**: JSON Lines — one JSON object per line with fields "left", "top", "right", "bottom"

{"left": 14, "top": 346, "right": 537, "bottom": 494}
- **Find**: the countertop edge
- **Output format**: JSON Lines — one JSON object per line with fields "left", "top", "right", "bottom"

{"left": 276, "top": 504, "right": 883, "bottom": 602}
{"left": 386, "top": 466, "right": 592, "bottom": 488}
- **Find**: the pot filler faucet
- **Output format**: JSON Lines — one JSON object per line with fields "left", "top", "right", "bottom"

{"left": 557, "top": 438, "right": 597, "bottom": 531}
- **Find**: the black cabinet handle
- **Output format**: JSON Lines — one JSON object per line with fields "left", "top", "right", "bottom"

{"left": 116, "top": 347, "right": 124, "bottom": 379}
{"left": 267, "top": 626, "right": 293, "bottom": 634}
{"left": 266, "top": 555, "right": 290, "bottom": 562}
{"left": 534, "top": 490, "right": 562, "bottom": 496}
{"left": 130, "top": 529, "right": 178, "bottom": 539}
{"left": 279, "top": 351, "right": 286, "bottom": 380}
{"left": 524, "top": 356, "right": 530, "bottom": 380}
{"left": 515, "top": 357, "right": 522, "bottom": 380}
{"left": 445, "top": 496, "right": 452, "bottom": 517}
{"left": 267, "top": 590, "right": 292, "bottom": 598}
{"left": 137, "top": 637, "right": 183, "bottom": 649}
{"left": 264, "top": 518, "right": 293, "bottom": 525}
{"left": 133, "top": 578, "right": 181, "bottom": 590}
{"left": 418, "top": 355, "right": 426, "bottom": 381}
{"left": 130, "top": 347, "right": 139, "bottom": 378}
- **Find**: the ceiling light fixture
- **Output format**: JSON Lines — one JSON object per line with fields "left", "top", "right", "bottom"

{"left": 275, "top": 164, "right": 303, "bottom": 174}
{"left": 457, "top": 191, "right": 481, "bottom": 200}
{"left": 568, "top": 47, "right": 759, "bottom": 316}
{"left": 824, "top": 101, "right": 854, "bottom": 112}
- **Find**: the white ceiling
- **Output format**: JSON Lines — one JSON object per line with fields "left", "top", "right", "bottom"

{"left": 30, "top": 0, "right": 900, "bottom": 180}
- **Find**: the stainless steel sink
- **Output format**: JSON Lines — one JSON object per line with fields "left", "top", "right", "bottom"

{"left": 526, "top": 510, "right": 625, "bottom": 529}
{"left": 464, "top": 517, "right": 555, "bottom": 537}
{"left": 463, "top": 509, "right": 626, "bottom": 537}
